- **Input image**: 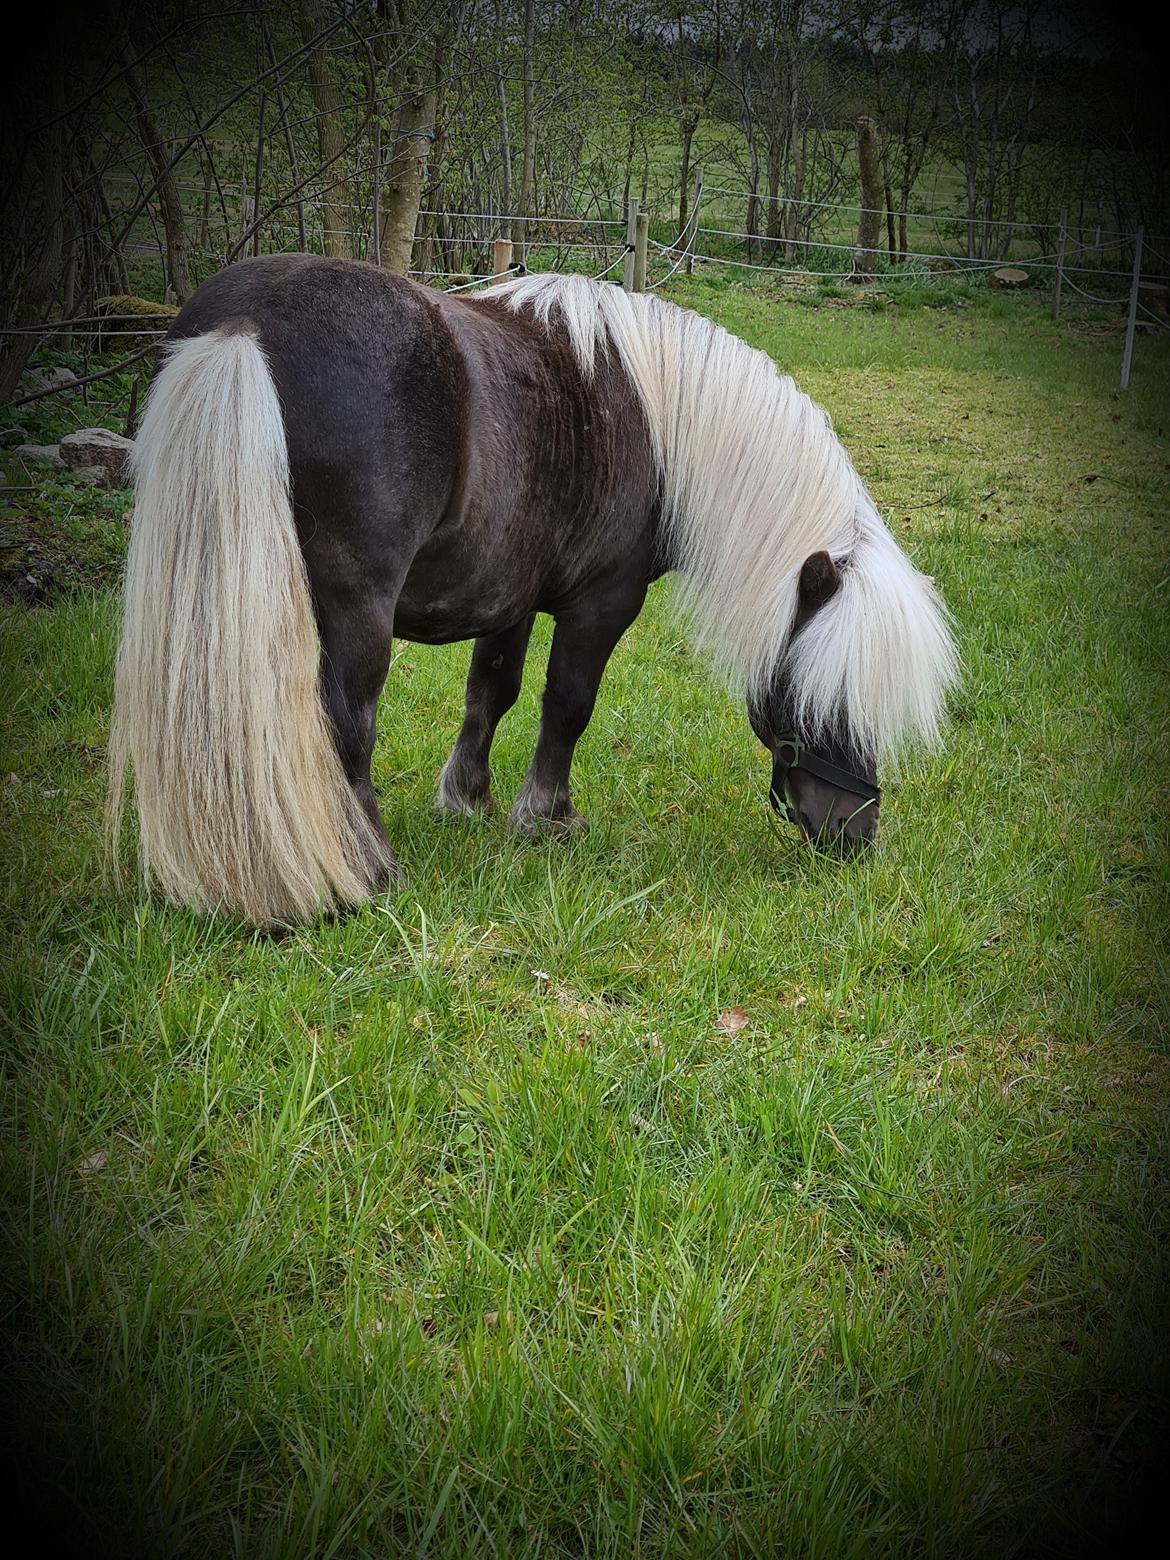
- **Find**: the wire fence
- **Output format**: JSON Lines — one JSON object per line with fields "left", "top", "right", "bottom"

{"left": 5, "top": 190, "right": 1166, "bottom": 406}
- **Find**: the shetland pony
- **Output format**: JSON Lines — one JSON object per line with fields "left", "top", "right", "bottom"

{"left": 109, "top": 256, "right": 956, "bottom": 926}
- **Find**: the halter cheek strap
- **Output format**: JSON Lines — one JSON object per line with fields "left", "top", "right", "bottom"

{"left": 769, "top": 734, "right": 882, "bottom": 825}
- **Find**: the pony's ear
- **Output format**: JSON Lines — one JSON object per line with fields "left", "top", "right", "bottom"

{"left": 797, "top": 550, "right": 841, "bottom": 612}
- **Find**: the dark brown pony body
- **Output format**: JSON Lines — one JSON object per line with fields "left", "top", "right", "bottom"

{"left": 170, "top": 253, "right": 664, "bottom": 853}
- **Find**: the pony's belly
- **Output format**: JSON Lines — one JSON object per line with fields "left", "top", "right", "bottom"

{"left": 393, "top": 588, "right": 531, "bottom": 646}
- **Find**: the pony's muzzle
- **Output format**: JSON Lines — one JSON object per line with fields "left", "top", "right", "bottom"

{"left": 796, "top": 801, "right": 879, "bottom": 857}
{"left": 783, "top": 776, "right": 879, "bottom": 857}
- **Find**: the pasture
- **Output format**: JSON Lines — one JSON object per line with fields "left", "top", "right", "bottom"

{"left": 2, "top": 279, "right": 1167, "bottom": 1557}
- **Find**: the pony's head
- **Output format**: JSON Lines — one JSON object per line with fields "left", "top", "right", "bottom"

{"left": 748, "top": 550, "right": 880, "bottom": 855}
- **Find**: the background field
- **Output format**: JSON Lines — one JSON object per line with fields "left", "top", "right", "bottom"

{"left": 2, "top": 277, "right": 1168, "bottom": 1557}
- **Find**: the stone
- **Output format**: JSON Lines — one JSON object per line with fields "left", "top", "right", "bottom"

{"left": 15, "top": 443, "right": 64, "bottom": 468}
{"left": 989, "top": 267, "right": 1029, "bottom": 289}
{"left": 59, "top": 428, "right": 135, "bottom": 488}
{"left": 26, "top": 365, "right": 79, "bottom": 392}
{"left": 94, "top": 294, "right": 179, "bottom": 352}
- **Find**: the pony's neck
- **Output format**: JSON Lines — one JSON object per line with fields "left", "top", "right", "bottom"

{"left": 485, "top": 272, "right": 957, "bottom": 756}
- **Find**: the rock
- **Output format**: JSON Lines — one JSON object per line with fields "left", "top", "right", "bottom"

{"left": 59, "top": 428, "right": 135, "bottom": 488}
{"left": 15, "top": 443, "right": 64, "bottom": 468}
{"left": 990, "top": 267, "right": 1029, "bottom": 289}
{"left": 26, "top": 365, "right": 79, "bottom": 392}
{"left": 93, "top": 294, "right": 179, "bottom": 351}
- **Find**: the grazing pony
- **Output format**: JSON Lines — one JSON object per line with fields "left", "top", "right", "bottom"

{"left": 109, "top": 257, "right": 956, "bottom": 926}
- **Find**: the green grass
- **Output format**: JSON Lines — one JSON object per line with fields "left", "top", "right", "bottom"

{"left": 2, "top": 288, "right": 1168, "bottom": 1557}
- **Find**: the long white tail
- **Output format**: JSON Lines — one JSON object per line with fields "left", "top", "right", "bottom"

{"left": 108, "top": 329, "right": 389, "bottom": 926}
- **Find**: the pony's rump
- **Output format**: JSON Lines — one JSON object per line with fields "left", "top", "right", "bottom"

{"left": 107, "top": 328, "right": 388, "bottom": 925}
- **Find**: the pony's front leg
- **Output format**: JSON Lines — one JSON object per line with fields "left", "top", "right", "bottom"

{"left": 438, "top": 616, "right": 535, "bottom": 815}
{"left": 510, "top": 591, "right": 645, "bottom": 836}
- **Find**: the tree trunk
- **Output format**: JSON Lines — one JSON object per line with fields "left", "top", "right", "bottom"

{"left": 121, "top": 45, "right": 192, "bottom": 300}
{"left": 746, "top": 139, "right": 761, "bottom": 266}
{"left": 884, "top": 177, "right": 896, "bottom": 263}
{"left": 678, "top": 115, "right": 698, "bottom": 239}
{"left": 497, "top": 67, "right": 513, "bottom": 221}
{"left": 265, "top": 25, "right": 306, "bottom": 252}
{"left": 379, "top": 83, "right": 437, "bottom": 274}
{"left": 511, "top": 0, "right": 536, "bottom": 255}
{"left": 851, "top": 116, "right": 882, "bottom": 281}
{"left": 784, "top": 131, "right": 805, "bottom": 264}
{"left": 621, "top": 115, "right": 637, "bottom": 211}
{"left": 765, "top": 137, "right": 783, "bottom": 251}
{"left": 0, "top": 64, "right": 65, "bottom": 403}
{"left": 299, "top": 0, "right": 352, "bottom": 259}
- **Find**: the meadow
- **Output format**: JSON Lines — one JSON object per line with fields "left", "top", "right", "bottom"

{"left": 1, "top": 275, "right": 1168, "bottom": 1557}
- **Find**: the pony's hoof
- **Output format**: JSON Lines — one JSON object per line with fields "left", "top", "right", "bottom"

{"left": 437, "top": 756, "right": 494, "bottom": 817}
{"left": 436, "top": 787, "right": 495, "bottom": 817}
{"left": 509, "top": 795, "right": 587, "bottom": 838}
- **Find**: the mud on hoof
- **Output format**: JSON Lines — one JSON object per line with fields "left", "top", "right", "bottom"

{"left": 437, "top": 752, "right": 494, "bottom": 816}
{"left": 509, "top": 782, "right": 587, "bottom": 838}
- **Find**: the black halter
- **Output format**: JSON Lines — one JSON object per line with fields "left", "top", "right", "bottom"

{"left": 769, "top": 734, "right": 882, "bottom": 825}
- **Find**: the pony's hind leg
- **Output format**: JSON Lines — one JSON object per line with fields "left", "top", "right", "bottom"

{"left": 316, "top": 593, "right": 401, "bottom": 891}
{"left": 510, "top": 589, "right": 645, "bottom": 836}
{"left": 438, "top": 615, "right": 535, "bottom": 815}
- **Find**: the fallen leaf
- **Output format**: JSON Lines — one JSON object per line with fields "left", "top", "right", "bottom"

{"left": 76, "top": 1150, "right": 107, "bottom": 1176}
{"left": 715, "top": 1006, "right": 749, "bottom": 1033}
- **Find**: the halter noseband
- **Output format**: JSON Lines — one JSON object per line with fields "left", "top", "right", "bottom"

{"left": 769, "top": 734, "right": 882, "bottom": 825}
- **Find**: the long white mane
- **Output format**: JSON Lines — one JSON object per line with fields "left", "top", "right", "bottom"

{"left": 481, "top": 271, "right": 957, "bottom": 760}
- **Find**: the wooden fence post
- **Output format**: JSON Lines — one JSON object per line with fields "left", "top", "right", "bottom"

{"left": 494, "top": 237, "right": 513, "bottom": 277}
{"left": 685, "top": 163, "right": 702, "bottom": 276}
{"left": 1120, "top": 226, "right": 1144, "bottom": 390}
{"left": 623, "top": 198, "right": 639, "bottom": 291}
{"left": 1052, "top": 205, "right": 1067, "bottom": 321}
{"left": 633, "top": 210, "right": 649, "bottom": 292}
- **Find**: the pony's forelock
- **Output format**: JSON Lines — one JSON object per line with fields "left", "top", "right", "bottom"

{"left": 482, "top": 271, "right": 957, "bottom": 759}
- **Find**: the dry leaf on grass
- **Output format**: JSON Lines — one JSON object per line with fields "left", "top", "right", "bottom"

{"left": 715, "top": 1007, "right": 749, "bottom": 1033}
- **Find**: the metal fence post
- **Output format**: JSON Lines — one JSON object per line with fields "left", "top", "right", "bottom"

{"left": 1121, "top": 226, "right": 1144, "bottom": 390}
